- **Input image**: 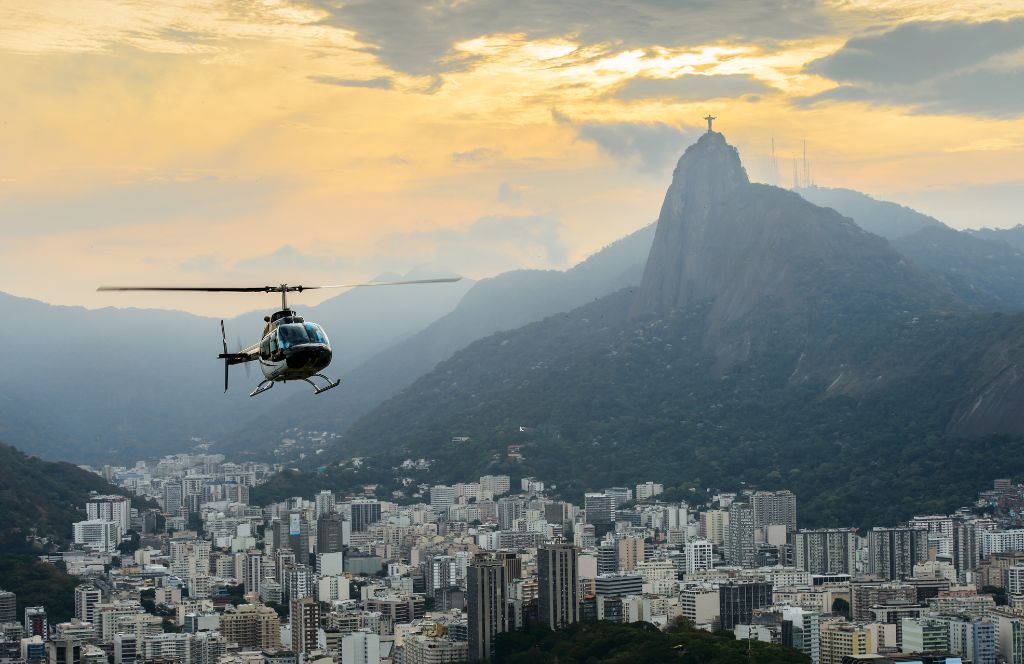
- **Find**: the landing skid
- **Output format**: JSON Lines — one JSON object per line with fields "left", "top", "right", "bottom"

{"left": 302, "top": 373, "right": 342, "bottom": 395}
{"left": 249, "top": 380, "right": 274, "bottom": 398}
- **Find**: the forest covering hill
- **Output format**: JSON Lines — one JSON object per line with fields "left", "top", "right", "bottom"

{"left": 261, "top": 133, "right": 1024, "bottom": 528}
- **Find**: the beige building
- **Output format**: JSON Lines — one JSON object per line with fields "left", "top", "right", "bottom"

{"left": 617, "top": 537, "right": 645, "bottom": 572}
{"left": 819, "top": 619, "right": 875, "bottom": 664}
{"left": 219, "top": 604, "right": 281, "bottom": 651}
{"left": 401, "top": 635, "right": 468, "bottom": 664}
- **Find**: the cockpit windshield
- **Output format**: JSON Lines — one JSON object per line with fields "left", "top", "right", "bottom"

{"left": 277, "top": 323, "right": 329, "bottom": 349}
{"left": 304, "top": 323, "right": 329, "bottom": 345}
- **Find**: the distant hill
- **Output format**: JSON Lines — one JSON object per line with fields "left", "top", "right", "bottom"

{"left": 892, "top": 225, "right": 1024, "bottom": 310}
{"left": 313, "top": 132, "right": 1024, "bottom": 528}
{"left": 969, "top": 225, "right": 1024, "bottom": 251}
{"left": 0, "top": 272, "right": 471, "bottom": 463}
{"left": 218, "top": 224, "right": 655, "bottom": 456}
{"left": 795, "top": 185, "right": 942, "bottom": 240}
{"left": 0, "top": 443, "right": 124, "bottom": 553}
{"left": 794, "top": 189, "right": 1024, "bottom": 312}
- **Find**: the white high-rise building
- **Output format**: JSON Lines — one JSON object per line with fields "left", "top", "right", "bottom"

{"left": 73, "top": 520, "right": 119, "bottom": 553}
{"left": 665, "top": 505, "right": 688, "bottom": 530}
{"left": 314, "top": 491, "right": 335, "bottom": 519}
{"left": 341, "top": 631, "right": 380, "bottom": 664}
{"left": 685, "top": 539, "right": 714, "bottom": 574}
{"left": 983, "top": 530, "right": 1024, "bottom": 558}
{"left": 74, "top": 585, "right": 102, "bottom": 626}
{"left": 636, "top": 482, "right": 664, "bottom": 501}
{"left": 86, "top": 496, "right": 131, "bottom": 537}
{"left": 430, "top": 485, "right": 456, "bottom": 511}
{"left": 479, "top": 475, "right": 510, "bottom": 498}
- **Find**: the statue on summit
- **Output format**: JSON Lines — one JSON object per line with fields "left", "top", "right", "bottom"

{"left": 704, "top": 115, "right": 716, "bottom": 133}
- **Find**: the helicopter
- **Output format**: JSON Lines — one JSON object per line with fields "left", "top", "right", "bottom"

{"left": 97, "top": 278, "right": 461, "bottom": 397}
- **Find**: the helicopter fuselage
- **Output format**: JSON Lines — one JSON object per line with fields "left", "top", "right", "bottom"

{"left": 257, "top": 310, "right": 333, "bottom": 382}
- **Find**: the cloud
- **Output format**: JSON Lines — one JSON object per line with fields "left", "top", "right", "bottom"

{"left": 303, "top": 0, "right": 831, "bottom": 75}
{"left": 613, "top": 74, "right": 773, "bottom": 102}
{"left": 498, "top": 182, "right": 523, "bottom": 206}
{"left": 235, "top": 245, "right": 350, "bottom": 272}
{"left": 555, "top": 112, "right": 698, "bottom": 175}
{"left": 385, "top": 214, "right": 569, "bottom": 274}
{"left": 452, "top": 148, "right": 501, "bottom": 163}
{"left": 307, "top": 75, "right": 394, "bottom": 89}
{"left": 0, "top": 176, "right": 277, "bottom": 236}
{"left": 801, "top": 18, "right": 1024, "bottom": 117}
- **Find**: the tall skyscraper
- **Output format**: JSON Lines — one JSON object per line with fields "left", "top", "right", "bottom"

{"left": 244, "top": 552, "right": 264, "bottom": 595}
{"left": 316, "top": 514, "right": 348, "bottom": 554}
{"left": 24, "top": 606, "right": 47, "bottom": 638}
{"left": 0, "top": 590, "right": 16, "bottom": 624}
{"left": 341, "top": 631, "right": 381, "bottom": 664}
{"left": 685, "top": 539, "right": 714, "bottom": 573}
{"left": 868, "top": 527, "right": 929, "bottom": 580}
{"left": 220, "top": 604, "right": 282, "bottom": 650}
{"left": 497, "top": 498, "right": 525, "bottom": 530}
{"left": 74, "top": 585, "right": 102, "bottom": 625}
{"left": 350, "top": 500, "right": 382, "bottom": 533}
{"left": 725, "top": 503, "right": 756, "bottom": 568}
{"left": 314, "top": 490, "right": 335, "bottom": 519}
{"left": 751, "top": 490, "right": 797, "bottom": 534}
{"left": 467, "top": 555, "right": 509, "bottom": 661}
{"left": 719, "top": 581, "right": 773, "bottom": 630}
{"left": 290, "top": 597, "right": 319, "bottom": 662}
{"left": 584, "top": 493, "right": 615, "bottom": 537}
{"left": 793, "top": 528, "right": 857, "bottom": 575}
{"left": 163, "top": 481, "right": 183, "bottom": 515}
{"left": 86, "top": 495, "right": 131, "bottom": 537}
{"left": 537, "top": 543, "right": 579, "bottom": 631}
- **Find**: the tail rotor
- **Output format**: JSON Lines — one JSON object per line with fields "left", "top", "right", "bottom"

{"left": 221, "top": 320, "right": 229, "bottom": 392}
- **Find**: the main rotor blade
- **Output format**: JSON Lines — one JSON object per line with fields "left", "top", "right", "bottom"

{"left": 98, "top": 286, "right": 274, "bottom": 292}
{"left": 305, "top": 278, "right": 462, "bottom": 289}
{"left": 98, "top": 278, "right": 461, "bottom": 293}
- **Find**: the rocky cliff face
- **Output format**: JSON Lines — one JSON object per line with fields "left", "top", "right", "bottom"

{"left": 632, "top": 131, "right": 951, "bottom": 370}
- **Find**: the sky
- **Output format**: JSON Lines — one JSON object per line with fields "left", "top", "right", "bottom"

{"left": 1, "top": 0, "right": 1023, "bottom": 315}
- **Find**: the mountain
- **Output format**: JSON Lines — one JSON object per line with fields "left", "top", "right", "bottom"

{"left": 969, "top": 225, "right": 1024, "bottom": 251}
{"left": 792, "top": 189, "right": 1024, "bottom": 311}
{"left": 891, "top": 225, "right": 1024, "bottom": 310}
{"left": 311, "top": 131, "right": 1024, "bottom": 527}
{"left": 794, "top": 185, "right": 942, "bottom": 240}
{"left": 0, "top": 442, "right": 126, "bottom": 553}
{"left": 217, "top": 224, "right": 656, "bottom": 456}
{"left": 0, "top": 274, "right": 471, "bottom": 463}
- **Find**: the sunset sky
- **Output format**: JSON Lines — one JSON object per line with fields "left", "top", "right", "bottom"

{"left": 2, "top": 0, "right": 1023, "bottom": 315}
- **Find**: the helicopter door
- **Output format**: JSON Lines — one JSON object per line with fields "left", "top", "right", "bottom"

{"left": 269, "top": 330, "right": 283, "bottom": 362}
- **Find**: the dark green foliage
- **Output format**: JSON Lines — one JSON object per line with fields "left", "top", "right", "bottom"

{"left": 321, "top": 279, "right": 1024, "bottom": 528}
{"left": 981, "top": 586, "right": 1008, "bottom": 606}
{"left": 0, "top": 555, "right": 78, "bottom": 623}
{"left": 493, "top": 621, "right": 809, "bottom": 664}
{"left": 0, "top": 442, "right": 131, "bottom": 553}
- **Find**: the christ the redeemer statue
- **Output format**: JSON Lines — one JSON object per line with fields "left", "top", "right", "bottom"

{"left": 704, "top": 115, "right": 716, "bottom": 133}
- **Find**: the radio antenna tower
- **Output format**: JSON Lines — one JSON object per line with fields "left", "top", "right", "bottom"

{"left": 802, "top": 139, "right": 809, "bottom": 189}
